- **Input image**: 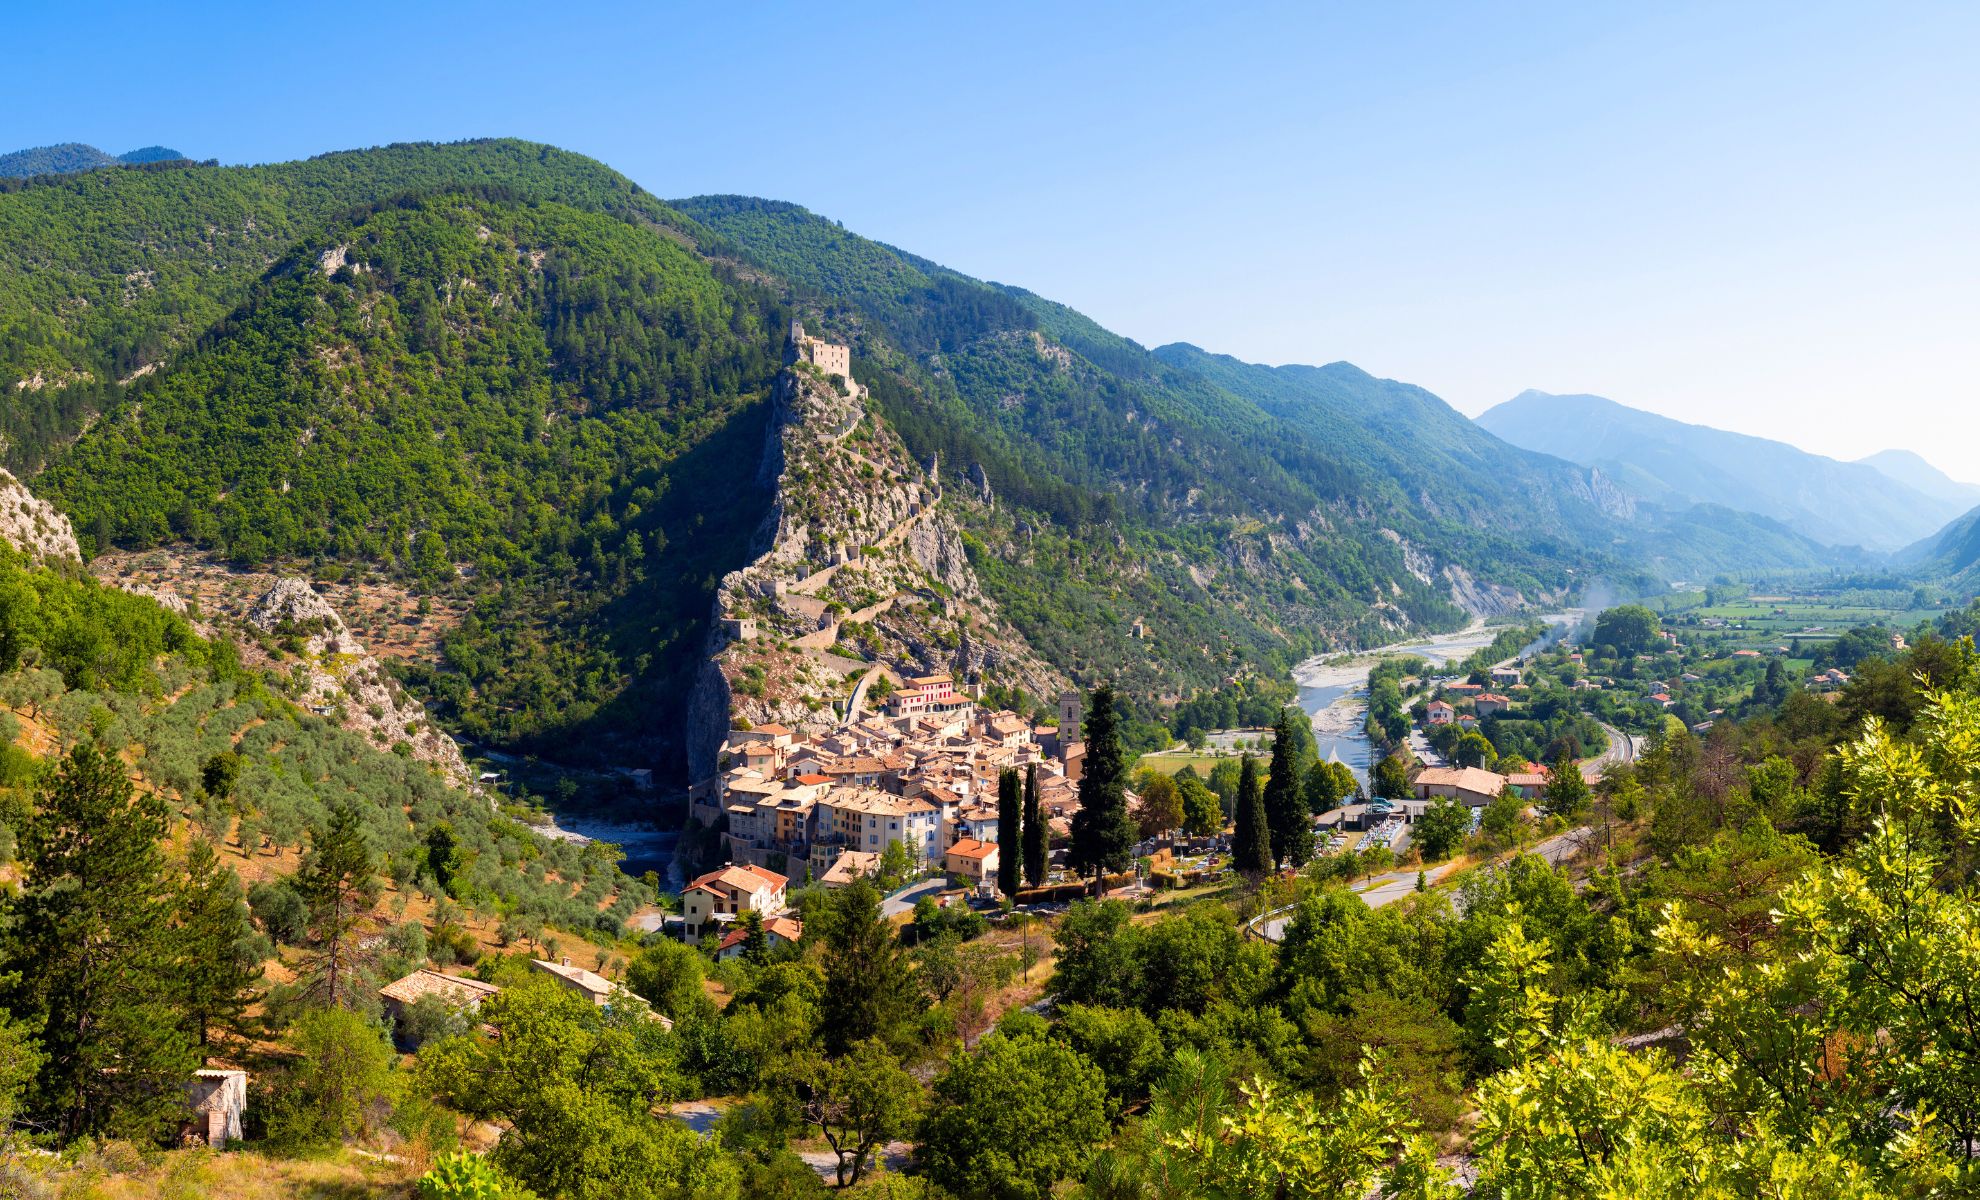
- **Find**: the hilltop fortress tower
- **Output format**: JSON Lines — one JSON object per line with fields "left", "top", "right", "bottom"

{"left": 787, "top": 320, "right": 861, "bottom": 397}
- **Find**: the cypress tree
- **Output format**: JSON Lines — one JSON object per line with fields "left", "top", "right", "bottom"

{"left": 1263, "top": 708, "right": 1314, "bottom": 867}
{"left": 298, "top": 803, "right": 379, "bottom": 1009}
{"left": 1232, "top": 754, "right": 1272, "bottom": 878}
{"left": 996, "top": 767, "right": 1021, "bottom": 897}
{"left": 4, "top": 744, "right": 195, "bottom": 1141}
{"left": 1067, "top": 684, "right": 1137, "bottom": 889}
{"left": 1022, "top": 762, "right": 1047, "bottom": 888}
{"left": 173, "top": 837, "right": 262, "bottom": 1048}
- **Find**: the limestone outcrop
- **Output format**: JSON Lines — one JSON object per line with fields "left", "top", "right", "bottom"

{"left": 247, "top": 577, "right": 473, "bottom": 788}
{"left": 684, "top": 360, "right": 1060, "bottom": 782}
{"left": 0, "top": 470, "right": 80, "bottom": 564}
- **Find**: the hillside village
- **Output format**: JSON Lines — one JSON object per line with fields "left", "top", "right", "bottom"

{"left": 4, "top": 42, "right": 1980, "bottom": 1193}
{"left": 681, "top": 679, "right": 1095, "bottom": 943}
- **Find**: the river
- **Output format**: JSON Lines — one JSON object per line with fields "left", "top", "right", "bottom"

{"left": 1292, "top": 611, "right": 1581, "bottom": 786}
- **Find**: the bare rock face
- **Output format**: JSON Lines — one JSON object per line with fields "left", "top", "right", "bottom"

{"left": 1573, "top": 467, "right": 1637, "bottom": 521}
{"left": 904, "top": 516, "right": 978, "bottom": 600}
{"left": 1443, "top": 563, "right": 1527, "bottom": 618}
{"left": 247, "top": 578, "right": 361, "bottom": 653}
{"left": 0, "top": 470, "right": 80, "bottom": 564}
{"left": 247, "top": 577, "right": 473, "bottom": 788}
{"left": 682, "top": 367, "right": 1063, "bottom": 781}
{"left": 120, "top": 582, "right": 189, "bottom": 614}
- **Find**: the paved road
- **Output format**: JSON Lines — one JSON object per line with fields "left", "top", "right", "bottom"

{"left": 1248, "top": 824, "right": 1594, "bottom": 942}
{"left": 881, "top": 877, "right": 948, "bottom": 918}
{"left": 1582, "top": 722, "right": 1636, "bottom": 782}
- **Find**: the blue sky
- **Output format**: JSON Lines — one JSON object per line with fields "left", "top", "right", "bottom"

{"left": 7, "top": 1, "right": 1976, "bottom": 472}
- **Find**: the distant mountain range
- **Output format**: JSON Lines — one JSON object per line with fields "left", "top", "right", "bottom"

{"left": 1477, "top": 390, "right": 1965, "bottom": 552}
{"left": 1857, "top": 448, "right": 1980, "bottom": 510}
{"left": 0, "top": 143, "right": 187, "bottom": 178}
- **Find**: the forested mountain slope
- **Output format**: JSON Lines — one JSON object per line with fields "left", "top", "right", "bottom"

{"left": 673, "top": 196, "right": 1608, "bottom": 701}
{"left": 1154, "top": 344, "right": 1631, "bottom": 538}
{"left": 1898, "top": 500, "right": 1980, "bottom": 578}
{"left": 0, "top": 141, "right": 1856, "bottom": 782}
{"left": 1479, "top": 389, "right": 1956, "bottom": 551}
{"left": 0, "top": 143, "right": 791, "bottom": 771}
{"left": 0, "top": 141, "right": 697, "bottom": 469}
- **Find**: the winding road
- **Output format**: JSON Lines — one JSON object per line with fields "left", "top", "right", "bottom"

{"left": 1247, "top": 824, "right": 1595, "bottom": 942}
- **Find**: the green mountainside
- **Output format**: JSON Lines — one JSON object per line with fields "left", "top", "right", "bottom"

{"left": 1897, "top": 500, "right": 1980, "bottom": 580}
{"left": 0, "top": 141, "right": 1857, "bottom": 781}
{"left": 674, "top": 195, "right": 1593, "bottom": 700}
{"left": 0, "top": 142, "right": 794, "bottom": 770}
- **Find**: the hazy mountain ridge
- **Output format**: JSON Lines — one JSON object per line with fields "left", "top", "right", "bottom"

{"left": 1153, "top": 348, "right": 1845, "bottom": 580}
{"left": 1858, "top": 448, "right": 1980, "bottom": 509}
{"left": 1478, "top": 389, "right": 1960, "bottom": 551}
{"left": 0, "top": 142, "right": 188, "bottom": 178}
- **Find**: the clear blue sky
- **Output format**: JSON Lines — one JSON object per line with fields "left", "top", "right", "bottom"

{"left": 7, "top": 1, "right": 1977, "bottom": 472}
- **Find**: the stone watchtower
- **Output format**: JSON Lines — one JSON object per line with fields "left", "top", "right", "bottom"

{"left": 787, "top": 319, "right": 856, "bottom": 392}
{"left": 1058, "top": 691, "right": 1083, "bottom": 741}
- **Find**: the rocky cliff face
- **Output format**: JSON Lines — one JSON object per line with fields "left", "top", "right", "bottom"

{"left": 683, "top": 366, "right": 1060, "bottom": 781}
{"left": 244, "top": 577, "right": 474, "bottom": 788}
{"left": 0, "top": 469, "right": 79, "bottom": 563}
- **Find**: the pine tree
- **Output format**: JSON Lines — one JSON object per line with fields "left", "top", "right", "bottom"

{"left": 3, "top": 744, "right": 195, "bottom": 1141}
{"left": 1232, "top": 754, "right": 1272, "bottom": 878}
{"left": 174, "top": 837, "right": 262, "bottom": 1048}
{"left": 298, "top": 803, "right": 379, "bottom": 1009}
{"left": 1067, "top": 684, "right": 1137, "bottom": 889}
{"left": 996, "top": 767, "right": 1021, "bottom": 897}
{"left": 1263, "top": 708, "right": 1314, "bottom": 867}
{"left": 738, "top": 907, "right": 769, "bottom": 967}
{"left": 1022, "top": 763, "right": 1047, "bottom": 888}
{"left": 821, "top": 877, "right": 918, "bottom": 1055}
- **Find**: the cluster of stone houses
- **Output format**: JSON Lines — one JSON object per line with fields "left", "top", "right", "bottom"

{"left": 683, "top": 688, "right": 1092, "bottom": 943}
{"left": 377, "top": 958, "right": 673, "bottom": 1030}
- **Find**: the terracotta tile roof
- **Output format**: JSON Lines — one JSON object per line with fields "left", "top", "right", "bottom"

{"left": 687, "top": 864, "right": 789, "bottom": 894}
{"left": 380, "top": 969, "right": 500, "bottom": 1007}
{"left": 1413, "top": 766, "right": 1507, "bottom": 795}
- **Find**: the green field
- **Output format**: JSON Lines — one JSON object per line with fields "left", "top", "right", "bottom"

{"left": 1136, "top": 750, "right": 1232, "bottom": 776}
{"left": 1674, "top": 592, "right": 1949, "bottom": 649}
